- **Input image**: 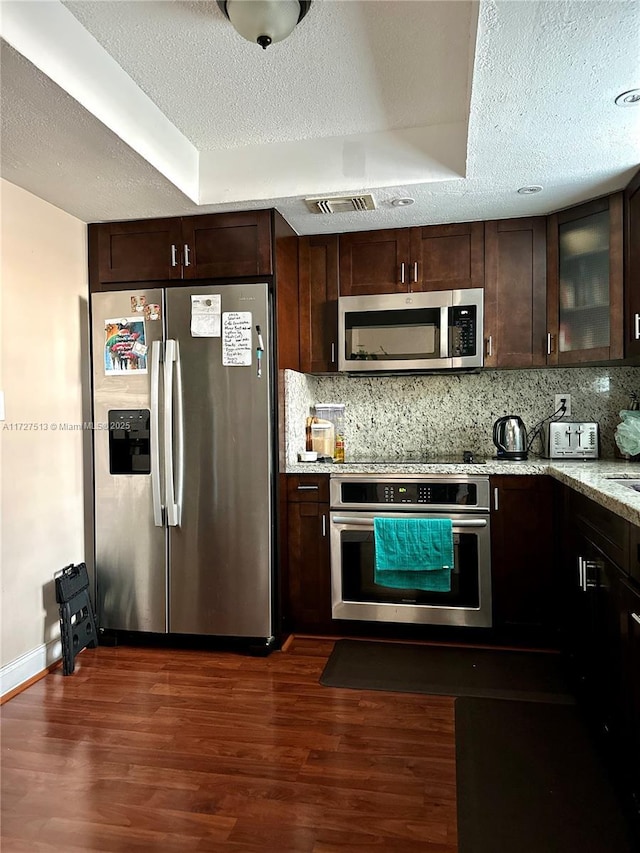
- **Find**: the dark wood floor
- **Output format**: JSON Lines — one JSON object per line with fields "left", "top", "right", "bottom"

{"left": 0, "top": 638, "right": 457, "bottom": 852}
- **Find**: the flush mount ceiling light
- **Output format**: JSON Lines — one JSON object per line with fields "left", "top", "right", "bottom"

{"left": 217, "top": 0, "right": 312, "bottom": 49}
{"left": 391, "top": 197, "right": 415, "bottom": 207}
{"left": 517, "top": 185, "right": 543, "bottom": 195}
{"left": 615, "top": 88, "right": 640, "bottom": 107}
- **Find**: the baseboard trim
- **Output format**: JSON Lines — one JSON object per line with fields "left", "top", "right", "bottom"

{"left": 0, "top": 640, "right": 62, "bottom": 703}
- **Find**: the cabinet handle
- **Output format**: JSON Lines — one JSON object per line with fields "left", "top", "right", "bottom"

{"left": 331, "top": 342, "right": 336, "bottom": 365}
{"left": 635, "top": 313, "right": 640, "bottom": 341}
{"left": 412, "top": 262, "right": 418, "bottom": 283}
{"left": 577, "top": 556, "right": 585, "bottom": 591}
{"left": 171, "top": 244, "right": 178, "bottom": 267}
{"left": 297, "top": 484, "right": 319, "bottom": 491}
{"left": 184, "top": 244, "right": 191, "bottom": 267}
{"left": 547, "top": 332, "right": 554, "bottom": 355}
{"left": 400, "top": 262, "right": 406, "bottom": 285}
{"left": 322, "top": 514, "right": 326, "bottom": 537}
{"left": 631, "top": 613, "right": 640, "bottom": 626}
{"left": 493, "top": 487, "right": 499, "bottom": 511}
{"left": 583, "top": 558, "right": 601, "bottom": 590}
{"left": 486, "top": 336, "right": 493, "bottom": 357}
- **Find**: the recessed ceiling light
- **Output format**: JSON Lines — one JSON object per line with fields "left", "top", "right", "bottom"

{"left": 391, "top": 197, "right": 415, "bottom": 207}
{"left": 615, "top": 88, "right": 640, "bottom": 107}
{"left": 517, "top": 185, "right": 543, "bottom": 195}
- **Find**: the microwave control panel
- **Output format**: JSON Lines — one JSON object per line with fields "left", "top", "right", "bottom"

{"left": 450, "top": 306, "right": 477, "bottom": 357}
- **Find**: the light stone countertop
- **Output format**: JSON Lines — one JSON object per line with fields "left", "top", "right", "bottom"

{"left": 284, "top": 458, "right": 640, "bottom": 527}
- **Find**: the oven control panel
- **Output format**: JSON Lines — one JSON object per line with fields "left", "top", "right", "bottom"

{"left": 331, "top": 477, "right": 490, "bottom": 511}
{"left": 382, "top": 483, "right": 473, "bottom": 504}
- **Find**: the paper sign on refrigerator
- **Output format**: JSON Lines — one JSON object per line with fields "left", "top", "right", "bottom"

{"left": 222, "top": 311, "right": 252, "bottom": 366}
{"left": 104, "top": 318, "right": 148, "bottom": 374}
{"left": 191, "top": 294, "right": 221, "bottom": 337}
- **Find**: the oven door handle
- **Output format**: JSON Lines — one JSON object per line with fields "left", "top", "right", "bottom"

{"left": 331, "top": 515, "right": 487, "bottom": 528}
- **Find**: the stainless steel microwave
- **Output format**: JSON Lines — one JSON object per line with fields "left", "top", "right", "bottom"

{"left": 338, "top": 288, "right": 484, "bottom": 373}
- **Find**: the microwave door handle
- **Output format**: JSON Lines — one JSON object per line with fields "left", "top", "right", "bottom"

{"left": 440, "top": 306, "right": 449, "bottom": 358}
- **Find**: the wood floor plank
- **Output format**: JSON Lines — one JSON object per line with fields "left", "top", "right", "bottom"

{"left": 1, "top": 639, "right": 458, "bottom": 851}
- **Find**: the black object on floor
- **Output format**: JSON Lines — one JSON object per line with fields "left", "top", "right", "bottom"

{"left": 55, "top": 562, "right": 98, "bottom": 675}
{"left": 455, "top": 697, "right": 634, "bottom": 853}
{"left": 319, "top": 639, "right": 574, "bottom": 703}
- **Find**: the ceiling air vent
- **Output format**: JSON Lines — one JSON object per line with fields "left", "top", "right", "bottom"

{"left": 305, "top": 194, "right": 376, "bottom": 214}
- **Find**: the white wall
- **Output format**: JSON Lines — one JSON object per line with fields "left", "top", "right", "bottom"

{"left": 0, "top": 179, "right": 89, "bottom": 694}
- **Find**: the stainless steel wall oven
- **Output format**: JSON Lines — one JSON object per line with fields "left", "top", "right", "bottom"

{"left": 330, "top": 475, "right": 492, "bottom": 628}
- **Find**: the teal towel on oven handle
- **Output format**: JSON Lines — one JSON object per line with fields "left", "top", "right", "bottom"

{"left": 373, "top": 517, "right": 454, "bottom": 592}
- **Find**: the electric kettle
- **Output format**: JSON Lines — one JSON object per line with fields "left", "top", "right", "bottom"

{"left": 493, "top": 415, "right": 528, "bottom": 460}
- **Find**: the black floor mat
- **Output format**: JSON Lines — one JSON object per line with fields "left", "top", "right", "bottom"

{"left": 320, "top": 639, "right": 574, "bottom": 703}
{"left": 455, "top": 697, "right": 634, "bottom": 853}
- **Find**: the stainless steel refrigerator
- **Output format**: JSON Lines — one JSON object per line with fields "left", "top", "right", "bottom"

{"left": 90, "top": 282, "right": 276, "bottom": 648}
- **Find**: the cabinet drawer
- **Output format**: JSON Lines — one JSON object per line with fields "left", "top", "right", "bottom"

{"left": 571, "top": 490, "right": 629, "bottom": 570}
{"left": 287, "top": 475, "right": 329, "bottom": 502}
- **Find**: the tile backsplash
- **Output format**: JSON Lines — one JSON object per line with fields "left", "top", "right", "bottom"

{"left": 283, "top": 366, "right": 640, "bottom": 464}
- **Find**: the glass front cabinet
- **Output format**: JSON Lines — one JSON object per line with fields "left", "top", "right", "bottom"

{"left": 546, "top": 194, "right": 624, "bottom": 365}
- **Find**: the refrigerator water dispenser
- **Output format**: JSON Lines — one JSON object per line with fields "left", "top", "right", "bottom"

{"left": 108, "top": 409, "right": 151, "bottom": 474}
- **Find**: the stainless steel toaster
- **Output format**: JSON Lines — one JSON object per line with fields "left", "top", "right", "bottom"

{"left": 542, "top": 422, "right": 599, "bottom": 459}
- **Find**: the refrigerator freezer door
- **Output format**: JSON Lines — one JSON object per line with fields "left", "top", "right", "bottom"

{"left": 166, "top": 283, "right": 273, "bottom": 638}
{"left": 91, "top": 290, "right": 167, "bottom": 632}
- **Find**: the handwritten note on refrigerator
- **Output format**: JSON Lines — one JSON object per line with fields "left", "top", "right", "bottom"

{"left": 222, "top": 311, "right": 252, "bottom": 366}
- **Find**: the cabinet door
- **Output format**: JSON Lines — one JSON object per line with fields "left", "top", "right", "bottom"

{"left": 339, "top": 229, "right": 411, "bottom": 295}
{"left": 484, "top": 218, "right": 547, "bottom": 368}
{"left": 92, "top": 218, "right": 183, "bottom": 284}
{"left": 489, "top": 476, "right": 557, "bottom": 639}
{"left": 575, "top": 536, "right": 626, "bottom": 740}
{"left": 624, "top": 169, "right": 640, "bottom": 359}
{"left": 410, "top": 222, "right": 484, "bottom": 292}
{"left": 546, "top": 194, "right": 624, "bottom": 364}
{"left": 286, "top": 499, "right": 332, "bottom": 631}
{"left": 619, "top": 579, "right": 640, "bottom": 769}
{"left": 299, "top": 235, "right": 339, "bottom": 373}
{"left": 181, "top": 211, "right": 272, "bottom": 279}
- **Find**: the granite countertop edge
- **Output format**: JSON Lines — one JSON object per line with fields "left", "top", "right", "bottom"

{"left": 284, "top": 459, "right": 640, "bottom": 526}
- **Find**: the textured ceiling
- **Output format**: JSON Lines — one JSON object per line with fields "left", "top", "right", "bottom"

{"left": 1, "top": 0, "right": 639, "bottom": 234}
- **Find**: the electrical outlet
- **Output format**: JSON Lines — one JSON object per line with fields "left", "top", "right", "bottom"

{"left": 555, "top": 393, "right": 571, "bottom": 417}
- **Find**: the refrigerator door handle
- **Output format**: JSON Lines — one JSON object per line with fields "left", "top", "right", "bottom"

{"left": 150, "top": 341, "right": 164, "bottom": 526}
{"left": 164, "top": 339, "right": 180, "bottom": 527}
{"left": 174, "top": 340, "right": 184, "bottom": 525}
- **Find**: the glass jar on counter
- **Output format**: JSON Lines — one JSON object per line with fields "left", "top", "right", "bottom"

{"left": 314, "top": 404, "right": 345, "bottom": 463}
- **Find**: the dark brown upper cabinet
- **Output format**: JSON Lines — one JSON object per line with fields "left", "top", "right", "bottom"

{"left": 92, "top": 217, "right": 183, "bottom": 283}
{"left": 546, "top": 193, "right": 624, "bottom": 365}
{"left": 180, "top": 212, "right": 272, "bottom": 280}
{"left": 338, "top": 229, "right": 411, "bottom": 295}
{"left": 298, "top": 235, "right": 339, "bottom": 373}
{"left": 338, "top": 222, "right": 484, "bottom": 295}
{"left": 484, "top": 217, "right": 547, "bottom": 368}
{"left": 624, "top": 168, "right": 640, "bottom": 359}
{"left": 89, "top": 210, "right": 273, "bottom": 288}
{"left": 409, "top": 222, "right": 484, "bottom": 292}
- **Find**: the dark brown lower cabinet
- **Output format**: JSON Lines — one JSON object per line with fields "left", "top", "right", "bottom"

{"left": 568, "top": 526, "right": 626, "bottom": 738}
{"left": 489, "top": 475, "right": 558, "bottom": 641}
{"left": 619, "top": 578, "right": 640, "bottom": 816}
{"left": 562, "top": 488, "right": 640, "bottom": 839}
{"left": 286, "top": 476, "right": 332, "bottom": 632}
